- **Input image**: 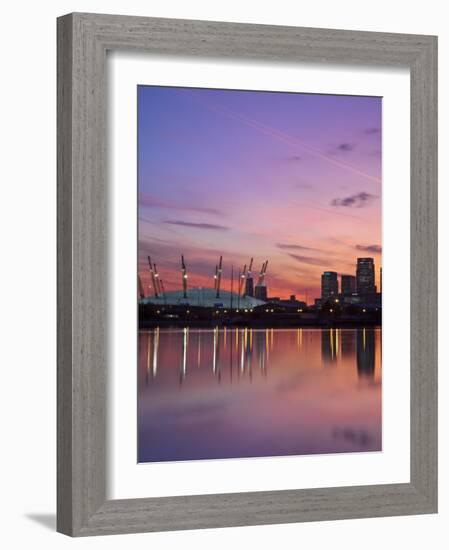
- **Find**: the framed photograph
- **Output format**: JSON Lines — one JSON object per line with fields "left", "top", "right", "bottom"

{"left": 57, "top": 13, "right": 437, "bottom": 536}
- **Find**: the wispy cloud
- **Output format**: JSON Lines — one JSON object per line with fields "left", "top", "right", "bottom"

{"left": 287, "top": 253, "right": 328, "bottom": 267}
{"left": 331, "top": 192, "right": 377, "bottom": 208}
{"left": 283, "top": 155, "right": 302, "bottom": 162}
{"left": 164, "top": 220, "right": 229, "bottom": 231}
{"left": 355, "top": 244, "right": 382, "bottom": 253}
{"left": 364, "top": 127, "right": 380, "bottom": 135}
{"left": 277, "top": 243, "right": 320, "bottom": 252}
{"left": 335, "top": 143, "right": 356, "bottom": 152}
{"left": 140, "top": 192, "right": 223, "bottom": 216}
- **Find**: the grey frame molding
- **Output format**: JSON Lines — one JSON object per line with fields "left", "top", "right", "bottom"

{"left": 57, "top": 12, "right": 437, "bottom": 536}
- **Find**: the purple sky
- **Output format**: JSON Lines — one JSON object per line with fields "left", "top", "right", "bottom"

{"left": 138, "top": 86, "right": 382, "bottom": 301}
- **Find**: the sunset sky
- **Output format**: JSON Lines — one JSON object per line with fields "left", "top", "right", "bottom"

{"left": 138, "top": 86, "right": 382, "bottom": 301}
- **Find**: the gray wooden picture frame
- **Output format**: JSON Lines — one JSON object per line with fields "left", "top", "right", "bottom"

{"left": 57, "top": 12, "right": 438, "bottom": 537}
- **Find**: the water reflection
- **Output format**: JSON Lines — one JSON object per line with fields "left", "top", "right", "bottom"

{"left": 357, "top": 328, "right": 376, "bottom": 378}
{"left": 140, "top": 328, "right": 379, "bottom": 383}
{"left": 153, "top": 327, "right": 159, "bottom": 377}
{"left": 138, "top": 328, "right": 381, "bottom": 462}
{"left": 341, "top": 329, "right": 356, "bottom": 358}
{"left": 321, "top": 329, "right": 338, "bottom": 365}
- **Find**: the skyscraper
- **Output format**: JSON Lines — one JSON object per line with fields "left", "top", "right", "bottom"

{"left": 341, "top": 274, "right": 356, "bottom": 295}
{"left": 356, "top": 258, "right": 376, "bottom": 295}
{"left": 321, "top": 271, "right": 338, "bottom": 300}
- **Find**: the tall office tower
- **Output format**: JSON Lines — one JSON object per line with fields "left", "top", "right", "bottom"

{"left": 341, "top": 274, "right": 356, "bottom": 295}
{"left": 321, "top": 271, "right": 338, "bottom": 300}
{"left": 356, "top": 257, "right": 376, "bottom": 295}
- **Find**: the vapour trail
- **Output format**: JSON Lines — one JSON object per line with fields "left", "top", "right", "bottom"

{"left": 198, "top": 97, "right": 381, "bottom": 184}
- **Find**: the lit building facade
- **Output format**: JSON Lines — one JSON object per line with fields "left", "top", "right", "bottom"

{"left": 356, "top": 258, "right": 376, "bottom": 295}
{"left": 341, "top": 274, "right": 356, "bottom": 296}
{"left": 321, "top": 271, "right": 338, "bottom": 300}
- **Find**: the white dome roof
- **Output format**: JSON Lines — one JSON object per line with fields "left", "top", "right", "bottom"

{"left": 140, "top": 287, "right": 265, "bottom": 308}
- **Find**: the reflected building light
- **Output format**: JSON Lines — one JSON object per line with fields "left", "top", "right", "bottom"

{"left": 146, "top": 331, "right": 151, "bottom": 374}
{"left": 229, "top": 328, "right": 234, "bottom": 383}
{"left": 255, "top": 330, "right": 267, "bottom": 376}
{"left": 341, "top": 330, "right": 356, "bottom": 358}
{"left": 357, "top": 328, "right": 375, "bottom": 378}
{"left": 270, "top": 328, "right": 274, "bottom": 351}
{"left": 197, "top": 331, "right": 201, "bottom": 368}
{"left": 213, "top": 327, "right": 218, "bottom": 374}
{"left": 335, "top": 329, "right": 340, "bottom": 358}
{"left": 216, "top": 329, "right": 221, "bottom": 378}
{"left": 261, "top": 345, "right": 266, "bottom": 374}
{"left": 322, "top": 329, "right": 337, "bottom": 365}
{"left": 265, "top": 329, "right": 270, "bottom": 360}
{"left": 224, "top": 327, "right": 227, "bottom": 350}
{"left": 240, "top": 334, "right": 245, "bottom": 373}
{"left": 296, "top": 328, "right": 303, "bottom": 352}
{"left": 181, "top": 327, "right": 188, "bottom": 379}
{"left": 247, "top": 329, "right": 252, "bottom": 380}
{"left": 152, "top": 328, "right": 159, "bottom": 377}
{"left": 254, "top": 331, "right": 261, "bottom": 371}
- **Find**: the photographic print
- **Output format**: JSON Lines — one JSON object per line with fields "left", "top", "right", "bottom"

{"left": 137, "top": 86, "right": 382, "bottom": 463}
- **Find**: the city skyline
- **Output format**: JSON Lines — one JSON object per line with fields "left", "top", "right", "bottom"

{"left": 140, "top": 253, "right": 382, "bottom": 305}
{"left": 138, "top": 86, "right": 382, "bottom": 301}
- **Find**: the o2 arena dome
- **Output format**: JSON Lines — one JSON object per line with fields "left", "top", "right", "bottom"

{"left": 140, "top": 288, "right": 265, "bottom": 309}
{"left": 139, "top": 255, "right": 269, "bottom": 310}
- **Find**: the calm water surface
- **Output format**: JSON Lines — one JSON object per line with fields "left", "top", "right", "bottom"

{"left": 138, "top": 328, "right": 381, "bottom": 462}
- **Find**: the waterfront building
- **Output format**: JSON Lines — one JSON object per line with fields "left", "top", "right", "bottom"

{"left": 356, "top": 258, "right": 376, "bottom": 295}
{"left": 341, "top": 274, "right": 356, "bottom": 296}
{"left": 321, "top": 271, "right": 338, "bottom": 300}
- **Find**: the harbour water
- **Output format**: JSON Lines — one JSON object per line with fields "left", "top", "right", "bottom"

{"left": 138, "top": 327, "right": 381, "bottom": 462}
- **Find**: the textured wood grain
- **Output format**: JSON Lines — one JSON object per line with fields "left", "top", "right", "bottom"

{"left": 57, "top": 13, "right": 74, "bottom": 536}
{"left": 57, "top": 12, "right": 438, "bottom": 536}
{"left": 409, "top": 35, "right": 438, "bottom": 509}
